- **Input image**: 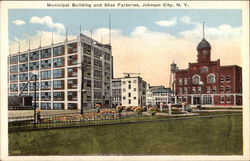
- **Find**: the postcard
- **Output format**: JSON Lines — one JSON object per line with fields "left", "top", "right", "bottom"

{"left": 0, "top": 1, "right": 249, "bottom": 161}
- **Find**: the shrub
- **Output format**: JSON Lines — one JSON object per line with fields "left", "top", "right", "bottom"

{"left": 148, "top": 107, "right": 157, "bottom": 116}
{"left": 134, "top": 107, "right": 144, "bottom": 115}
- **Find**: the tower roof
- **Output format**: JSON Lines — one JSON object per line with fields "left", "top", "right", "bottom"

{"left": 196, "top": 38, "right": 211, "bottom": 51}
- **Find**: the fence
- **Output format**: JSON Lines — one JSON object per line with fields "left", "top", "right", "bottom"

{"left": 8, "top": 110, "right": 148, "bottom": 132}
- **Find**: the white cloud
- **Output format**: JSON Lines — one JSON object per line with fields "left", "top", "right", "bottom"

{"left": 178, "top": 23, "right": 241, "bottom": 40}
{"left": 179, "top": 16, "right": 197, "bottom": 25}
{"left": 29, "top": 16, "right": 65, "bottom": 33}
{"left": 156, "top": 18, "right": 177, "bottom": 27}
{"left": 12, "top": 20, "right": 25, "bottom": 26}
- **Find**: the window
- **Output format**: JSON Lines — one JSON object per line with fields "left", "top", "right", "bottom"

{"left": 226, "top": 86, "right": 231, "bottom": 92}
{"left": 226, "top": 75, "right": 231, "bottom": 82}
{"left": 41, "top": 70, "right": 51, "bottom": 79}
{"left": 30, "top": 92, "right": 39, "bottom": 100}
{"left": 123, "top": 89, "right": 126, "bottom": 92}
{"left": 41, "top": 103, "right": 51, "bottom": 110}
{"left": 41, "top": 59, "right": 51, "bottom": 69}
{"left": 123, "top": 81, "right": 126, "bottom": 84}
{"left": 201, "top": 66, "right": 208, "bottom": 73}
{"left": 128, "top": 99, "right": 131, "bottom": 104}
{"left": 134, "top": 88, "right": 136, "bottom": 91}
{"left": 123, "top": 96, "right": 126, "bottom": 100}
{"left": 184, "top": 87, "right": 187, "bottom": 94}
{"left": 10, "top": 84, "right": 18, "bottom": 92}
{"left": 53, "top": 57, "right": 65, "bottom": 67}
{"left": 19, "top": 63, "right": 28, "bottom": 72}
{"left": 197, "top": 87, "right": 201, "bottom": 93}
{"left": 29, "top": 82, "right": 39, "bottom": 91}
{"left": 10, "top": 74, "right": 18, "bottom": 82}
{"left": 207, "top": 74, "right": 216, "bottom": 83}
{"left": 133, "top": 80, "right": 137, "bottom": 83}
{"left": 94, "top": 59, "right": 102, "bottom": 68}
{"left": 19, "top": 53, "right": 28, "bottom": 62}
{"left": 104, "top": 53, "right": 110, "bottom": 61}
{"left": 10, "top": 65, "right": 18, "bottom": 73}
{"left": 53, "top": 69, "right": 64, "bottom": 78}
{"left": 220, "top": 86, "right": 224, "bottom": 93}
{"left": 184, "top": 78, "right": 188, "bottom": 85}
{"left": 29, "top": 51, "right": 39, "bottom": 61}
{"left": 94, "top": 70, "right": 102, "bottom": 78}
{"left": 41, "top": 48, "right": 51, "bottom": 59}
{"left": 83, "top": 55, "right": 91, "bottom": 65}
{"left": 206, "top": 86, "right": 211, "bottom": 93}
{"left": 68, "top": 79, "right": 77, "bottom": 89}
{"left": 94, "top": 48, "right": 102, "bottom": 59}
{"left": 10, "top": 56, "right": 18, "bottom": 64}
{"left": 53, "top": 80, "right": 64, "bottom": 89}
{"left": 104, "top": 62, "right": 110, "bottom": 71}
{"left": 94, "top": 92, "right": 102, "bottom": 99}
{"left": 53, "top": 46, "right": 64, "bottom": 56}
{"left": 68, "top": 67, "right": 77, "bottom": 77}
{"left": 220, "top": 75, "right": 225, "bottom": 83}
{"left": 19, "top": 73, "right": 28, "bottom": 81}
{"left": 192, "top": 75, "right": 200, "bottom": 85}
{"left": 29, "top": 61, "right": 39, "bottom": 71}
{"left": 41, "top": 81, "right": 51, "bottom": 90}
{"left": 128, "top": 93, "right": 131, "bottom": 97}
{"left": 68, "top": 55, "right": 78, "bottom": 66}
{"left": 203, "top": 95, "right": 212, "bottom": 104}
{"left": 213, "top": 86, "right": 217, "bottom": 93}
{"left": 94, "top": 81, "right": 102, "bottom": 89}
{"left": 85, "top": 80, "right": 91, "bottom": 88}
{"left": 226, "top": 96, "right": 231, "bottom": 103}
{"left": 104, "top": 72, "right": 110, "bottom": 80}
{"left": 68, "top": 103, "right": 77, "bottom": 110}
{"left": 134, "top": 97, "right": 136, "bottom": 100}
{"left": 83, "top": 43, "right": 91, "bottom": 54}
{"left": 192, "top": 87, "right": 196, "bottom": 93}
{"left": 41, "top": 92, "right": 51, "bottom": 101}
{"left": 128, "top": 85, "right": 131, "bottom": 89}
{"left": 53, "top": 92, "right": 65, "bottom": 101}
{"left": 178, "top": 78, "right": 182, "bottom": 85}
{"left": 220, "top": 96, "right": 224, "bottom": 103}
{"left": 67, "top": 43, "right": 77, "bottom": 54}
{"left": 53, "top": 103, "right": 64, "bottom": 110}
{"left": 178, "top": 88, "right": 182, "bottom": 94}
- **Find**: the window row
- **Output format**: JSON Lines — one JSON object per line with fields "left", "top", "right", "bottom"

{"left": 178, "top": 85, "right": 232, "bottom": 94}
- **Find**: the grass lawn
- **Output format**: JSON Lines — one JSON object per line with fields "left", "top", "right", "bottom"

{"left": 9, "top": 114, "right": 242, "bottom": 155}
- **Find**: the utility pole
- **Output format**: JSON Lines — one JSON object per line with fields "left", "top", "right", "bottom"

{"left": 34, "top": 74, "right": 37, "bottom": 124}
{"left": 81, "top": 61, "right": 84, "bottom": 114}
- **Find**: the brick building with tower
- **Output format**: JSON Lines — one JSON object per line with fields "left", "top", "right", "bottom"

{"left": 174, "top": 27, "right": 242, "bottom": 106}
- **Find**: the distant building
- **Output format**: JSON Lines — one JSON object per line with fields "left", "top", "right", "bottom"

{"left": 8, "top": 34, "right": 113, "bottom": 110}
{"left": 111, "top": 78, "right": 122, "bottom": 107}
{"left": 175, "top": 34, "right": 242, "bottom": 106}
{"left": 146, "top": 85, "right": 172, "bottom": 107}
{"left": 111, "top": 76, "right": 147, "bottom": 107}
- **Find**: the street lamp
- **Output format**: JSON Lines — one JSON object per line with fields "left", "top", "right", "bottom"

{"left": 32, "top": 71, "right": 39, "bottom": 124}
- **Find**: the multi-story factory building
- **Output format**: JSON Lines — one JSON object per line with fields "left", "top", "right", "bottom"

{"left": 8, "top": 34, "right": 113, "bottom": 110}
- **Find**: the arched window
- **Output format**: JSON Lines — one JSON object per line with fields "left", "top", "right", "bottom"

{"left": 207, "top": 74, "right": 216, "bottom": 83}
{"left": 192, "top": 75, "right": 200, "bottom": 85}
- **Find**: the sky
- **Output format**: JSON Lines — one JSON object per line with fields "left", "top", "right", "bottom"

{"left": 9, "top": 9, "right": 242, "bottom": 87}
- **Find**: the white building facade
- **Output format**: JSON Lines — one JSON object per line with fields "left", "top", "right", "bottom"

{"left": 111, "top": 76, "right": 147, "bottom": 107}
{"left": 146, "top": 85, "right": 172, "bottom": 107}
{"left": 8, "top": 34, "right": 113, "bottom": 110}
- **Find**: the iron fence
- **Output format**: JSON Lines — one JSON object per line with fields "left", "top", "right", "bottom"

{"left": 8, "top": 111, "right": 146, "bottom": 132}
